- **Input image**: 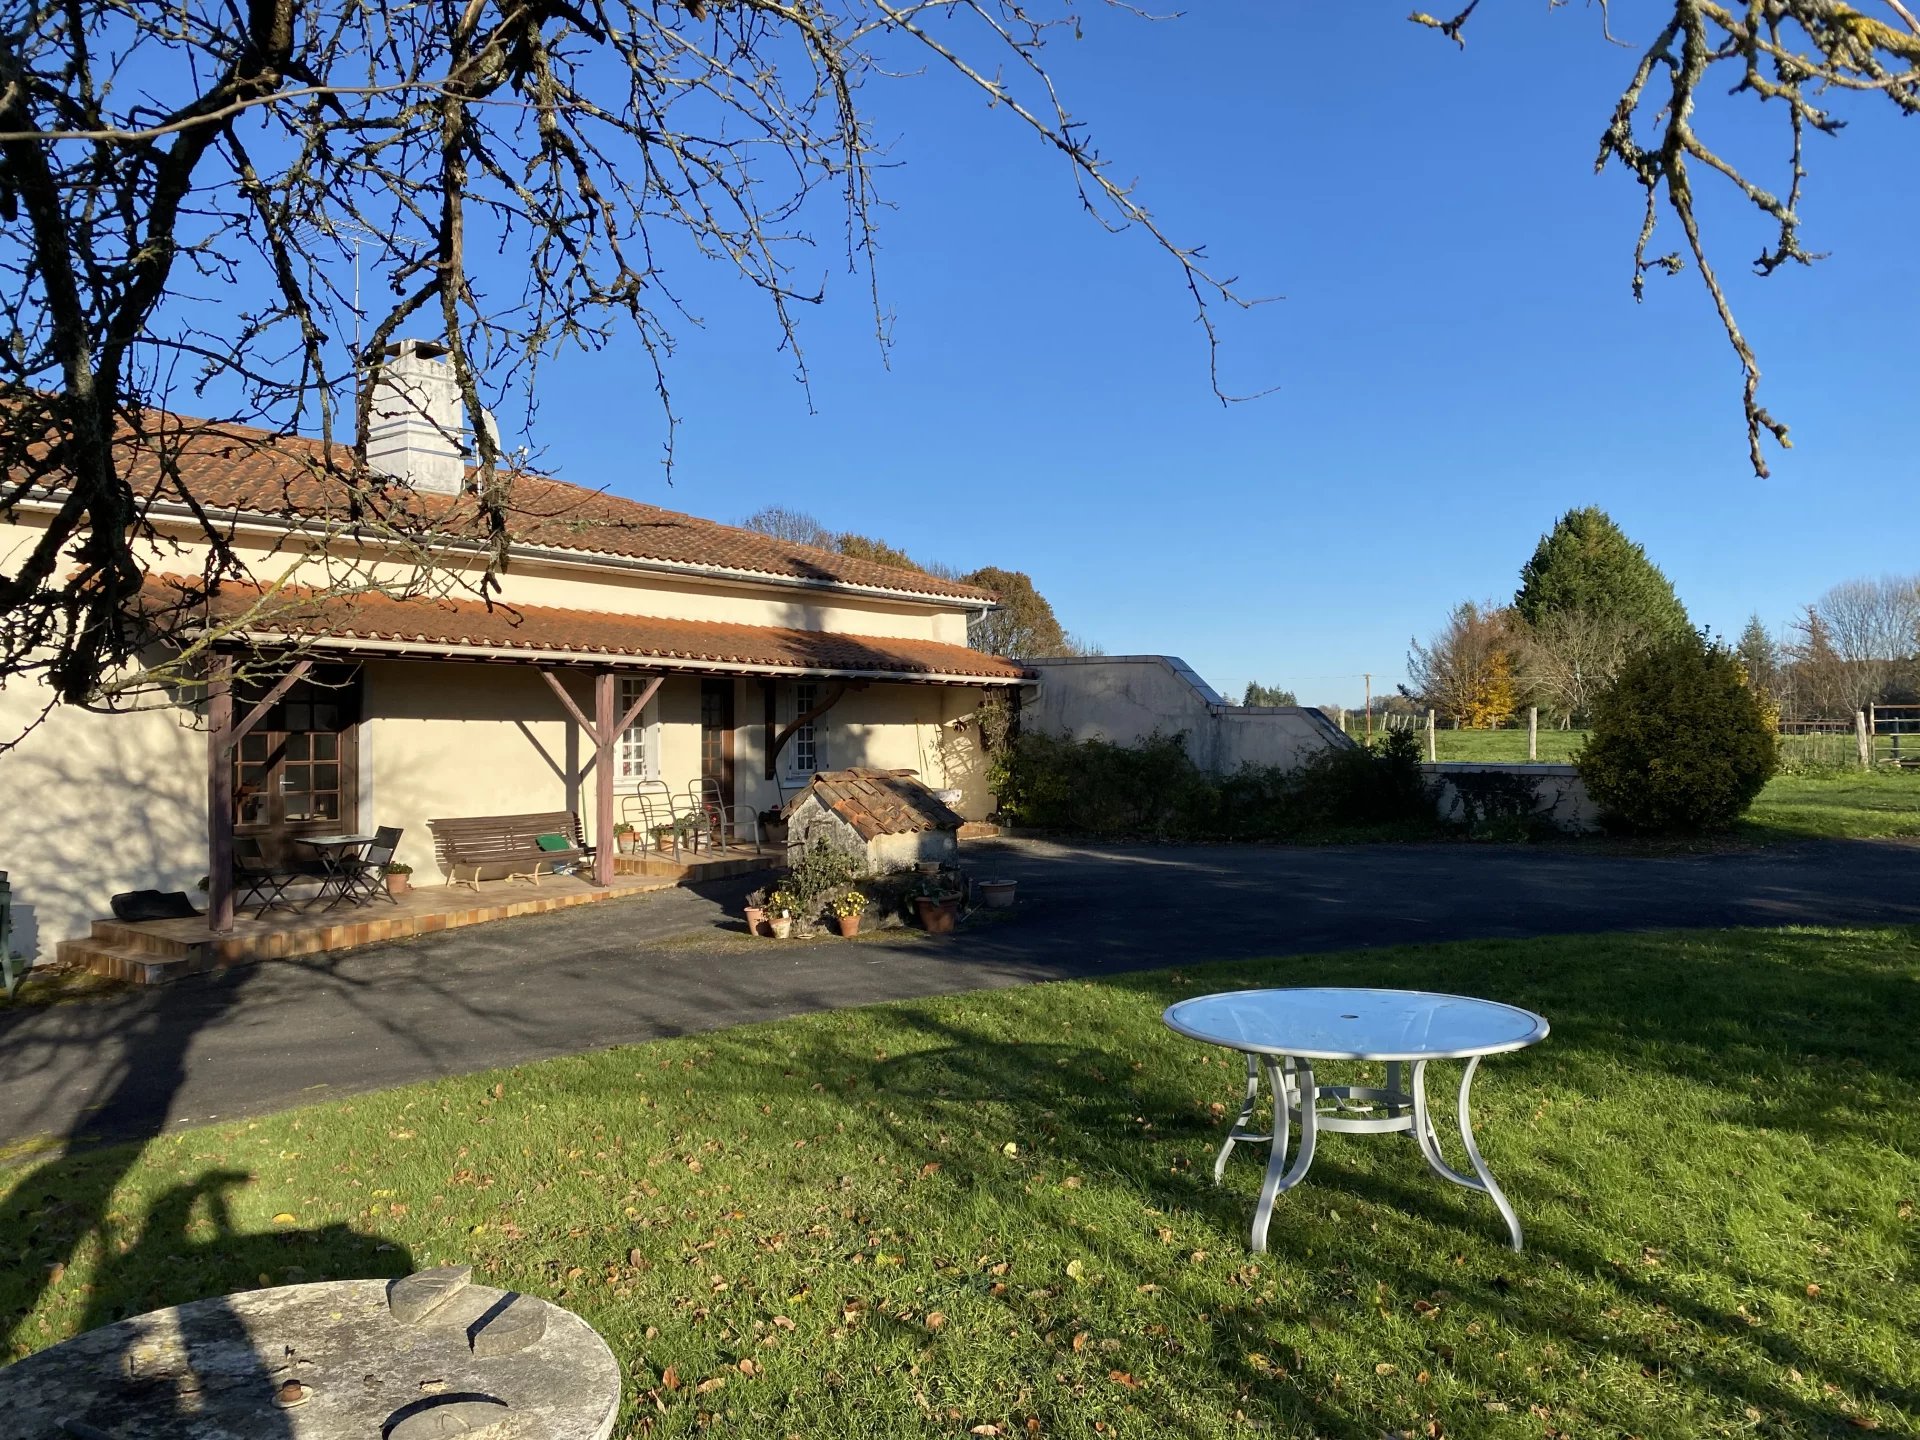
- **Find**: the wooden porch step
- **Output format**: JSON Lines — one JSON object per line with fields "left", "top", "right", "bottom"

{"left": 613, "top": 851, "right": 777, "bottom": 883}
{"left": 56, "top": 939, "right": 203, "bottom": 986}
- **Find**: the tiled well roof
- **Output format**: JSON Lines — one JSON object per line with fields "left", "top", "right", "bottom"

{"left": 22, "top": 413, "right": 993, "bottom": 604}
{"left": 783, "top": 768, "right": 965, "bottom": 839}
{"left": 141, "top": 576, "right": 1029, "bottom": 683}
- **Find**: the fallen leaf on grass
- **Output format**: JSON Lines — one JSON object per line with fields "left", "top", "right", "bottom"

{"left": 271, "top": 1213, "right": 296, "bottom": 1225}
{"left": 695, "top": 1376, "right": 726, "bottom": 1395}
{"left": 662, "top": 1366, "right": 680, "bottom": 1392}
{"left": 1108, "top": 1370, "right": 1139, "bottom": 1390}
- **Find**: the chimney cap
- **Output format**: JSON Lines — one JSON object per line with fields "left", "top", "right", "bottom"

{"left": 383, "top": 339, "right": 451, "bottom": 361}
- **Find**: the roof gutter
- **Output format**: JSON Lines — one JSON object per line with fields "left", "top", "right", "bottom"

{"left": 6, "top": 495, "right": 992, "bottom": 612}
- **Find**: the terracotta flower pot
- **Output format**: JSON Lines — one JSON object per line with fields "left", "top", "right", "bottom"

{"left": 743, "top": 905, "right": 768, "bottom": 937}
{"left": 915, "top": 896, "right": 960, "bottom": 935}
{"left": 386, "top": 872, "right": 411, "bottom": 897}
{"left": 976, "top": 880, "right": 1017, "bottom": 909}
{"left": 834, "top": 913, "right": 861, "bottom": 937}
{"left": 769, "top": 915, "right": 794, "bottom": 939}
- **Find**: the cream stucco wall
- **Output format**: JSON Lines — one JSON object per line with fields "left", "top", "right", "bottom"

{"left": 0, "top": 673, "right": 207, "bottom": 962}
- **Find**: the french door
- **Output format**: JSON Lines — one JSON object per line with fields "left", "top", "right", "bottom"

{"left": 699, "top": 678, "right": 735, "bottom": 806}
{"left": 233, "top": 665, "right": 362, "bottom": 865}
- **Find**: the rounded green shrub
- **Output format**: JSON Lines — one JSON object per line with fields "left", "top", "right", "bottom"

{"left": 1578, "top": 631, "right": 1779, "bottom": 832}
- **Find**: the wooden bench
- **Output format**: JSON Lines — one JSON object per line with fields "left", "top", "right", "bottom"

{"left": 428, "top": 811, "right": 596, "bottom": 890}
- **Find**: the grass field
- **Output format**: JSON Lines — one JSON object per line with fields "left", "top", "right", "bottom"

{"left": 1742, "top": 770, "right": 1920, "bottom": 842}
{"left": 6, "top": 926, "right": 1917, "bottom": 1437}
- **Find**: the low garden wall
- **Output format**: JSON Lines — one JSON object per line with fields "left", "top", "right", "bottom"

{"left": 1421, "top": 762, "right": 1600, "bottom": 834}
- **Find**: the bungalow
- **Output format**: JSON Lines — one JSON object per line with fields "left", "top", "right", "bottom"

{"left": 0, "top": 343, "right": 1026, "bottom": 963}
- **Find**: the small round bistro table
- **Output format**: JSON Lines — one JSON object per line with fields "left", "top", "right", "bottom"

{"left": 298, "top": 834, "right": 375, "bottom": 912}
{"left": 1162, "top": 987, "right": 1549, "bottom": 1253}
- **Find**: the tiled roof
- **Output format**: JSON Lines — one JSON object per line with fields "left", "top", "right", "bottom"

{"left": 139, "top": 576, "right": 1030, "bottom": 682}
{"left": 783, "top": 768, "right": 964, "bottom": 838}
{"left": 24, "top": 412, "right": 994, "bottom": 604}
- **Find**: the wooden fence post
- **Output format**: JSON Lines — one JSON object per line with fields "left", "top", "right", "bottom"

{"left": 1856, "top": 710, "right": 1871, "bottom": 769}
{"left": 1528, "top": 706, "right": 1538, "bottom": 762}
{"left": 1426, "top": 709, "right": 1437, "bottom": 763}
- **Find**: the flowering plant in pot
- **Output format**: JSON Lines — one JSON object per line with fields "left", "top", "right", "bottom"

{"left": 614, "top": 821, "right": 637, "bottom": 854}
{"left": 385, "top": 861, "right": 414, "bottom": 897}
{"left": 651, "top": 822, "right": 677, "bottom": 853}
{"left": 829, "top": 889, "right": 868, "bottom": 937}
{"left": 765, "top": 888, "right": 801, "bottom": 939}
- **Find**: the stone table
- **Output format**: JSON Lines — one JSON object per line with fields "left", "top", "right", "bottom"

{"left": 0, "top": 1271, "right": 621, "bottom": 1438}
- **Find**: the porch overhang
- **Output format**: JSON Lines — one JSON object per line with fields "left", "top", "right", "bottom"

{"left": 142, "top": 574, "right": 1032, "bottom": 687}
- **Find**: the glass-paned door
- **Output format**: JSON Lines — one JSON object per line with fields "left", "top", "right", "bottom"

{"left": 233, "top": 664, "right": 362, "bottom": 865}
{"left": 699, "top": 679, "right": 735, "bottom": 806}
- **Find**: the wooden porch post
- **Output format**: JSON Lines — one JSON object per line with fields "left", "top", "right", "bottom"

{"left": 595, "top": 670, "right": 616, "bottom": 887}
{"left": 207, "top": 656, "right": 235, "bottom": 933}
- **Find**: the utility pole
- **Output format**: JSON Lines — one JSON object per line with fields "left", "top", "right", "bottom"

{"left": 1364, "top": 674, "right": 1372, "bottom": 739}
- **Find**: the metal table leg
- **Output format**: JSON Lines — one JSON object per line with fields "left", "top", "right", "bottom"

{"left": 1411, "top": 1056, "right": 1524, "bottom": 1251}
{"left": 1213, "top": 1053, "right": 1263, "bottom": 1185}
{"left": 1250, "top": 1056, "right": 1315, "bottom": 1255}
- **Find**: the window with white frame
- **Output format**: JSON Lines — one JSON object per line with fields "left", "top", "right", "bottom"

{"left": 790, "top": 681, "right": 821, "bottom": 774}
{"left": 616, "top": 675, "right": 656, "bottom": 781}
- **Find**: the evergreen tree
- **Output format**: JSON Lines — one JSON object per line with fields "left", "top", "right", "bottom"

{"left": 1242, "top": 682, "right": 1298, "bottom": 707}
{"left": 1736, "top": 614, "right": 1781, "bottom": 700}
{"left": 1514, "top": 508, "right": 1689, "bottom": 638}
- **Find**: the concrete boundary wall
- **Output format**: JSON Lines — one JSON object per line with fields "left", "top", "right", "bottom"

{"left": 1421, "top": 762, "right": 1600, "bottom": 833}
{"left": 1022, "top": 656, "right": 1351, "bottom": 775}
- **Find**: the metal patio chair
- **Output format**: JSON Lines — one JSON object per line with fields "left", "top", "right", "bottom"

{"left": 345, "top": 825, "right": 405, "bottom": 905}
{"left": 684, "top": 777, "right": 760, "bottom": 855}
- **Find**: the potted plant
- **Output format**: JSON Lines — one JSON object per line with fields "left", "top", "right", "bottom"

{"left": 829, "top": 889, "right": 868, "bottom": 937}
{"left": 386, "top": 861, "right": 414, "bottom": 897}
{"left": 975, "top": 877, "right": 1017, "bottom": 909}
{"left": 614, "top": 821, "right": 637, "bottom": 855}
{"left": 742, "top": 887, "right": 770, "bottom": 937}
{"left": 652, "top": 822, "right": 676, "bottom": 853}
{"left": 765, "top": 888, "right": 800, "bottom": 939}
{"left": 912, "top": 874, "right": 962, "bottom": 935}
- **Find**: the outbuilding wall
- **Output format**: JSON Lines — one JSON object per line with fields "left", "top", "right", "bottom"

{"left": 1022, "top": 656, "right": 1350, "bottom": 775}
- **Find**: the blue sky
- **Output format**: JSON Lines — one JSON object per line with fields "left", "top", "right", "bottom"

{"left": 473, "top": 6, "right": 1915, "bottom": 706}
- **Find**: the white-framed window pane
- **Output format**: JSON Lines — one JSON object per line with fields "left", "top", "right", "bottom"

{"left": 618, "top": 676, "right": 650, "bottom": 780}
{"left": 793, "top": 682, "right": 818, "bottom": 773}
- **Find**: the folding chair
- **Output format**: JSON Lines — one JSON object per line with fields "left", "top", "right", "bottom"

{"left": 344, "top": 825, "right": 404, "bottom": 905}
{"left": 234, "top": 835, "right": 306, "bottom": 913}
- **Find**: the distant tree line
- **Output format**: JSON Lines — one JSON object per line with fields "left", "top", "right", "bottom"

{"left": 1738, "top": 580, "right": 1920, "bottom": 720}
{"left": 1403, "top": 506, "right": 1920, "bottom": 729}
{"left": 738, "top": 507, "right": 1099, "bottom": 661}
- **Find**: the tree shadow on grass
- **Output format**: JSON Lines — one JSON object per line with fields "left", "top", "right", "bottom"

{"left": 685, "top": 927, "right": 1918, "bottom": 1437}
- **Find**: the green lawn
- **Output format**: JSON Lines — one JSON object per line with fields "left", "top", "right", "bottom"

{"left": 1743, "top": 770, "right": 1920, "bottom": 842}
{"left": 1346, "top": 725, "right": 1592, "bottom": 764}
{"left": 7, "top": 928, "right": 1918, "bottom": 1437}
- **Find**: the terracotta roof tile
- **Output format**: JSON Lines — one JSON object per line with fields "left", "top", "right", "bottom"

{"left": 140, "top": 576, "right": 1029, "bottom": 683}
{"left": 24, "top": 412, "right": 995, "bottom": 604}
{"left": 783, "top": 768, "right": 964, "bottom": 839}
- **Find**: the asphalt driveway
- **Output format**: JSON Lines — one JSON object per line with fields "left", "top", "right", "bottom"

{"left": 3, "top": 836, "right": 1917, "bottom": 1153}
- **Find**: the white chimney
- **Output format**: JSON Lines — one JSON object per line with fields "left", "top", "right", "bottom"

{"left": 364, "top": 339, "right": 469, "bottom": 495}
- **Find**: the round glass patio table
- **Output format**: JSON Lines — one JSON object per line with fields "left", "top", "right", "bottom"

{"left": 1162, "top": 987, "right": 1549, "bottom": 1253}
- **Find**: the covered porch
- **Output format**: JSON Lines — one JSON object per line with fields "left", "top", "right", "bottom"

{"left": 56, "top": 578, "right": 1023, "bottom": 981}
